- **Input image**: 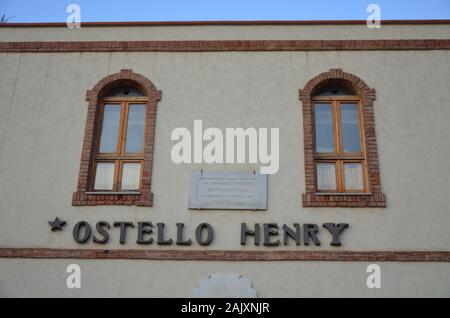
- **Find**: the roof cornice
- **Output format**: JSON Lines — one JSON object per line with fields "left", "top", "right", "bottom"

{"left": 1, "top": 19, "right": 450, "bottom": 28}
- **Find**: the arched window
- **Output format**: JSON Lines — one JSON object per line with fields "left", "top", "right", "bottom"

{"left": 93, "top": 85, "right": 146, "bottom": 192}
{"left": 300, "top": 69, "right": 385, "bottom": 207}
{"left": 73, "top": 69, "right": 161, "bottom": 206}
{"left": 313, "top": 81, "right": 367, "bottom": 193}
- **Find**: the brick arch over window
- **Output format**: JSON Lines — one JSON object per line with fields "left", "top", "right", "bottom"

{"left": 73, "top": 69, "right": 161, "bottom": 206}
{"left": 299, "top": 68, "right": 386, "bottom": 207}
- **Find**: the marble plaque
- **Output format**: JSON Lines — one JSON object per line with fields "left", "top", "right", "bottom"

{"left": 193, "top": 274, "right": 257, "bottom": 298}
{"left": 188, "top": 171, "right": 267, "bottom": 210}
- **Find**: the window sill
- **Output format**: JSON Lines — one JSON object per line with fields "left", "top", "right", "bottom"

{"left": 315, "top": 192, "right": 372, "bottom": 196}
{"left": 302, "top": 192, "right": 386, "bottom": 208}
{"left": 72, "top": 191, "right": 152, "bottom": 207}
{"left": 86, "top": 191, "right": 141, "bottom": 195}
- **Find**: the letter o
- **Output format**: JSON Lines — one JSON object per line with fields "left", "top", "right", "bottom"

{"left": 195, "top": 223, "right": 214, "bottom": 245}
{"left": 73, "top": 221, "right": 92, "bottom": 244}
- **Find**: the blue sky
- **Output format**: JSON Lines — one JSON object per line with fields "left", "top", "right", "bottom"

{"left": 1, "top": 0, "right": 449, "bottom": 22}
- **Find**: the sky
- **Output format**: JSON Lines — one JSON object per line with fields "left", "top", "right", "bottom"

{"left": 1, "top": 0, "right": 449, "bottom": 22}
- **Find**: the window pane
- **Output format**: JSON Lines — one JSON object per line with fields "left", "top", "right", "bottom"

{"left": 121, "top": 163, "right": 141, "bottom": 190}
{"left": 317, "top": 163, "right": 337, "bottom": 191}
{"left": 106, "top": 87, "right": 144, "bottom": 97}
{"left": 314, "top": 103, "right": 334, "bottom": 153}
{"left": 99, "top": 104, "right": 121, "bottom": 153}
{"left": 94, "top": 163, "right": 115, "bottom": 190}
{"left": 125, "top": 104, "right": 146, "bottom": 153}
{"left": 315, "top": 85, "right": 354, "bottom": 96}
{"left": 340, "top": 103, "right": 361, "bottom": 153}
{"left": 344, "top": 163, "right": 364, "bottom": 191}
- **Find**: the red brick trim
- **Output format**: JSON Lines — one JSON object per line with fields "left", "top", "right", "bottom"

{"left": 1, "top": 20, "right": 450, "bottom": 27}
{"left": 0, "top": 40, "right": 449, "bottom": 52}
{"left": 72, "top": 69, "right": 161, "bottom": 207}
{"left": 0, "top": 248, "right": 448, "bottom": 262}
{"left": 300, "top": 69, "right": 386, "bottom": 207}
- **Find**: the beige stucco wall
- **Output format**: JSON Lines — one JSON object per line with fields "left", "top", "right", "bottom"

{"left": 1, "top": 24, "right": 450, "bottom": 41}
{"left": 0, "top": 259, "right": 449, "bottom": 297}
{"left": 0, "top": 24, "right": 449, "bottom": 297}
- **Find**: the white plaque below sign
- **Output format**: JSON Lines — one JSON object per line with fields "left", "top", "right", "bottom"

{"left": 188, "top": 171, "right": 267, "bottom": 210}
{"left": 193, "top": 274, "right": 257, "bottom": 298}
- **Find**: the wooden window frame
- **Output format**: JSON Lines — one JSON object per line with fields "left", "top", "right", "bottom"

{"left": 313, "top": 96, "right": 368, "bottom": 194}
{"left": 300, "top": 69, "right": 386, "bottom": 207}
{"left": 92, "top": 99, "right": 147, "bottom": 192}
{"left": 73, "top": 69, "right": 161, "bottom": 206}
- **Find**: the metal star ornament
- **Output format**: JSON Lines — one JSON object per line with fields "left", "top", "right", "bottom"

{"left": 48, "top": 217, "right": 66, "bottom": 232}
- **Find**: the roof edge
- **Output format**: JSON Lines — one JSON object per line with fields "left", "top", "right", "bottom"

{"left": 1, "top": 19, "right": 450, "bottom": 28}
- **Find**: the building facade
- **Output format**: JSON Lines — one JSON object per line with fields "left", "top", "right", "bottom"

{"left": 0, "top": 20, "right": 449, "bottom": 297}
